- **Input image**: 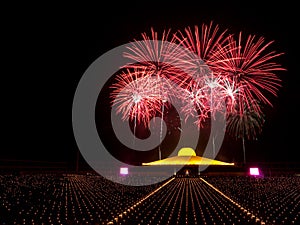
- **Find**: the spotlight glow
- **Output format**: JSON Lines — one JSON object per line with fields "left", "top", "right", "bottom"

{"left": 249, "top": 167, "right": 260, "bottom": 176}
{"left": 120, "top": 167, "right": 129, "bottom": 175}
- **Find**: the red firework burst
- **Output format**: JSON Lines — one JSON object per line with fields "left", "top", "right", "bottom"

{"left": 120, "top": 27, "right": 194, "bottom": 136}
{"left": 213, "top": 31, "right": 286, "bottom": 114}
{"left": 173, "top": 21, "right": 231, "bottom": 78}
{"left": 110, "top": 68, "right": 163, "bottom": 127}
{"left": 124, "top": 28, "right": 183, "bottom": 74}
{"left": 180, "top": 78, "right": 210, "bottom": 126}
{"left": 172, "top": 21, "right": 235, "bottom": 127}
{"left": 110, "top": 22, "right": 286, "bottom": 141}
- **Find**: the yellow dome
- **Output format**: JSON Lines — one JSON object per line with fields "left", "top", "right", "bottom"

{"left": 177, "top": 147, "right": 196, "bottom": 157}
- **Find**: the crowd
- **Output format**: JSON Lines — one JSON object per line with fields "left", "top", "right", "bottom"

{"left": 0, "top": 173, "right": 299, "bottom": 224}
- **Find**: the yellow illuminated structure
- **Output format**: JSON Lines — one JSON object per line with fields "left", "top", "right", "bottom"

{"left": 142, "top": 147, "right": 234, "bottom": 166}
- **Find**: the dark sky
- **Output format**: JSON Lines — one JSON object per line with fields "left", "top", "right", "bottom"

{"left": 3, "top": 2, "right": 299, "bottom": 166}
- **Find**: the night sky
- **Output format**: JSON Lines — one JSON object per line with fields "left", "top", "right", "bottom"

{"left": 3, "top": 2, "right": 299, "bottom": 167}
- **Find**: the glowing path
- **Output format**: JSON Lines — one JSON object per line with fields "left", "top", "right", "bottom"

{"left": 200, "top": 177, "right": 265, "bottom": 224}
{"left": 107, "top": 177, "right": 267, "bottom": 224}
{"left": 107, "top": 177, "right": 175, "bottom": 224}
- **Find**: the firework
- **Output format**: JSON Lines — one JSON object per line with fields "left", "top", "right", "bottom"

{"left": 123, "top": 27, "right": 185, "bottom": 83}
{"left": 110, "top": 68, "right": 163, "bottom": 127}
{"left": 212, "top": 32, "right": 286, "bottom": 114}
{"left": 173, "top": 21, "right": 230, "bottom": 78}
{"left": 173, "top": 22, "right": 285, "bottom": 127}
{"left": 179, "top": 79, "right": 210, "bottom": 127}
{"left": 123, "top": 27, "right": 174, "bottom": 69}
{"left": 173, "top": 21, "right": 234, "bottom": 127}
{"left": 121, "top": 28, "right": 193, "bottom": 158}
{"left": 109, "top": 22, "right": 285, "bottom": 159}
{"left": 217, "top": 77, "right": 242, "bottom": 113}
{"left": 226, "top": 101, "right": 265, "bottom": 140}
{"left": 226, "top": 101, "right": 265, "bottom": 163}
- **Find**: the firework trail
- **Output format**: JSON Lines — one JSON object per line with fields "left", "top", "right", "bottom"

{"left": 174, "top": 21, "right": 230, "bottom": 73}
{"left": 173, "top": 21, "right": 233, "bottom": 127}
{"left": 109, "top": 22, "right": 286, "bottom": 161}
{"left": 122, "top": 28, "right": 189, "bottom": 158}
{"left": 212, "top": 31, "right": 286, "bottom": 115}
{"left": 226, "top": 100, "right": 265, "bottom": 140}
{"left": 226, "top": 101, "right": 265, "bottom": 163}
{"left": 180, "top": 79, "right": 210, "bottom": 127}
{"left": 110, "top": 67, "right": 162, "bottom": 127}
{"left": 123, "top": 27, "right": 186, "bottom": 99}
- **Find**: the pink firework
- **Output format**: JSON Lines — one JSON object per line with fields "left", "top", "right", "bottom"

{"left": 173, "top": 21, "right": 231, "bottom": 79}
{"left": 111, "top": 22, "right": 286, "bottom": 141}
{"left": 213, "top": 32, "right": 286, "bottom": 114}
{"left": 123, "top": 27, "right": 174, "bottom": 67}
{"left": 180, "top": 79, "right": 210, "bottom": 127}
{"left": 121, "top": 28, "right": 191, "bottom": 159}
{"left": 217, "top": 77, "right": 242, "bottom": 113}
{"left": 123, "top": 27, "right": 188, "bottom": 101}
{"left": 173, "top": 21, "right": 233, "bottom": 127}
{"left": 110, "top": 68, "right": 163, "bottom": 127}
